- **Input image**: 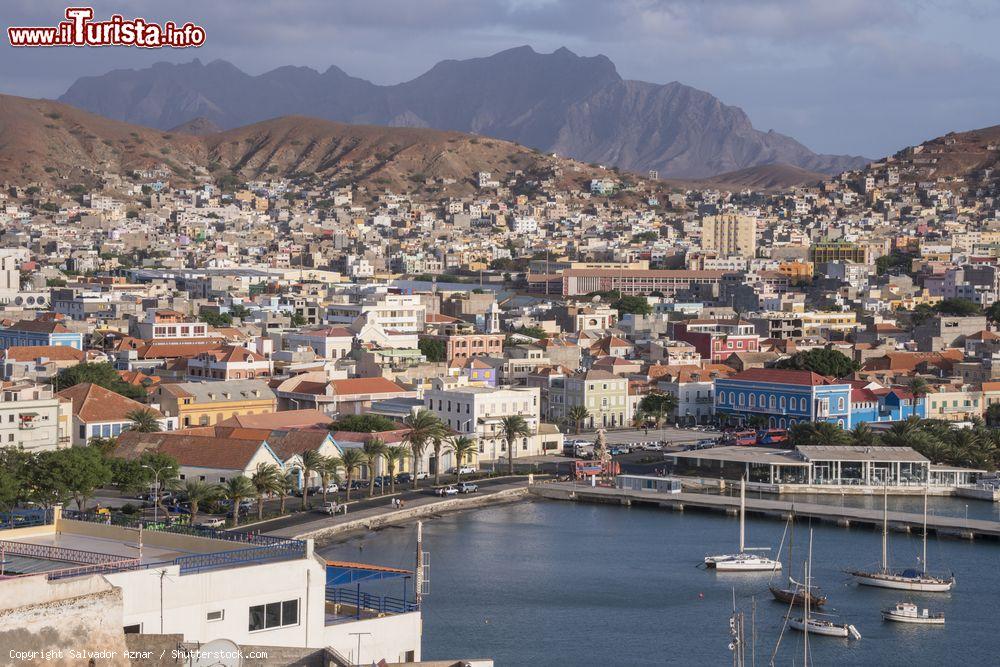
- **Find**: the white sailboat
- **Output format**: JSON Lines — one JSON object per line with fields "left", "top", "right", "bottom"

{"left": 848, "top": 486, "right": 955, "bottom": 592}
{"left": 788, "top": 529, "right": 862, "bottom": 641}
{"left": 705, "top": 478, "right": 782, "bottom": 572}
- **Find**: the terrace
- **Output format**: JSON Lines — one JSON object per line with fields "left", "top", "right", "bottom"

{"left": 0, "top": 506, "right": 306, "bottom": 581}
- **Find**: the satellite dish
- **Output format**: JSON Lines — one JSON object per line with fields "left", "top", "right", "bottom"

{"left": 188, "top": 638, "right": 242, "bottom": 667}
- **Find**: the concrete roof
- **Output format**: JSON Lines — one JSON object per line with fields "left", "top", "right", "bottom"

{"left": 668, "top": 446, "right": 808, "bottom": 466}
{"left": 796, "top": 446, "right": 929, "bottom": 463}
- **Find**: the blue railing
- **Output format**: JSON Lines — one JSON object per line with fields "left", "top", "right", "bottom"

{"left": 0, "top": 509, "right": 52, "bottom": 531}
{"left": 60, "top": 510, "right": 293, "bottom": 548}
{"left": 326, "top": 586, "right": 418, "bottom": 615}
{"left": 176, "top": 540, "right": 307, "bottom": 574}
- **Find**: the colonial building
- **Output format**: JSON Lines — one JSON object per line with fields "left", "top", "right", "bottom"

{"left": 714, "top": 368, "right": 852, "bottom": 429}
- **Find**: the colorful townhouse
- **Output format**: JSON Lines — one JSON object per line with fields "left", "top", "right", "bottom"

{"left": 713, "top": 368, "right": 852, "bottom": 429}
{"left": 0, "top": 319, "right": 84, "bottom": 350}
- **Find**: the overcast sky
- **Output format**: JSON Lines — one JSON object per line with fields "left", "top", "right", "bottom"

{"left": 3, "top": 0, "right": 999, "bottom": 157}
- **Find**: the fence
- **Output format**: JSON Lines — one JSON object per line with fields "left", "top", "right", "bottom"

{"left": 0, "top": 539, "right": 125, "bottom": 565}
{"left": 175, "top": 540, "right": 308, "bottom": 574}
{"left": 60, "top": 510, "right": 294, "bottom": 548}
{"left": 326, "top": 586, "right": 418, "bottom": 615}
{"left": 0, "top": 509, "right": 52, "bottom": 531}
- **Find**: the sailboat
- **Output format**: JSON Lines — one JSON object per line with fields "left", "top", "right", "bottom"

{"left": 769, "top": 510, "right": 827, "bottom": 607}
{"left": 704, "top": 478, "right": 782, "bottom": 572}
{"left": 788, "top": 530, "right": 862, "bottom": 640}
{"left": 847, "top": 486, "right": 955, "bottom": 592}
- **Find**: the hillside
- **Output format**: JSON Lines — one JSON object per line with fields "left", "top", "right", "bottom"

{"left": 700, "top": 163, "right": 827, "bottom": 190}
{"left": 59, "top": 47, "right": 869, "bottom": 179}
{"left": 888, "top": 124, "right": 1000, "bottom": 187}
{"left": 0, "top": 94, "right": 606, "bottom": 195}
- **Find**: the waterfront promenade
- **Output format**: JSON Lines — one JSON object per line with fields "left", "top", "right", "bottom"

{"left": 262, "top": 478, "right": 531, "bottom": 541}
{"left": 532, "top": 481, "right": 1000, "bottom": 540}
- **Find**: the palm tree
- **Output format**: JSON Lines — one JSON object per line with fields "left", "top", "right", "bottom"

{"left": 362, "top": 437, "right": 387, "bottom": 498}
{"left": 318, "top": 456, "right": 341, "bottom": 505}
{"left": 850, "top": 422, "right": 879, "bottom": 447}
{"left": 907, "top": 377, "right": 931, "bottom": 400}
{"left": 338, "top": 448, "right": 366, "bottom": 502}
{"left": 567, "top": 405, "right": 591, "bottom": 434}
{"left": 638, "top": 392, "right": 678, "bottom": 428}
{"left": 499, "top": 414, "right": 532, "bottom": 476}
{"left": 403, "top": 410, "right": 446, "bottom": 490}
{"left": 448, "top": 436, "right": 478, "bottom": 482}
{"left": 277, "top": 473, "right": 295, "bottom": 515}
{"left": 787, "top": 421, "right": 851, "bottom": 448}
{"left": 169, "top": 479, "right": 220, "bottom": 525}
{"left": 384, "top": 445, "right": 408, "bottom": 495}
{"left": 222, "top": 476, "right": 256, "bottom": 527}
{"left": 298, "top": 449, "right": 326, "bottom": 510}
{"left": 250, "top": 462, "right": 283, "bottom": 521}
{"left": 126, "top": 408, "right": 161, "bottom": 433}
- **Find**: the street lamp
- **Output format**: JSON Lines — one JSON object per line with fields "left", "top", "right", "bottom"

{"left": 142, "top": 464, "right": 170, "bottom": 524}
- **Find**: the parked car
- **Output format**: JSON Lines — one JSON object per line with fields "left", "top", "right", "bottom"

{"left": 198, "top": 518, "right": 226, "bottom": 528}
{"left": 395, "top": 473, "right": 413, "bottom": 484}
{"left": 448, "top": 465, "right": 477, "bottom": 475}
{"left": 642, "top": 443, "right": 664, "bottom": 451}
{"left": 434, "top": 485, "right": 459, "bottom": 497}
{"left": 609, "top": 447, "right": 627, "bottom": 456}
{"left": 457, "top": 482, "right": 478, "bottom": 494}
{"left": 322, "top": 501, "right": 346, "bottom": 515}
{"left": 323, "top": 483, "right": 340, "bottom": 494}
{"left": 415, "top": 471, "right": 431, "bottom": 480}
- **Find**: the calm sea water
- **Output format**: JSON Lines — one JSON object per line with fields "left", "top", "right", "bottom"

{"left": 319, "top": 498, "right": 1000, "bottom": 666}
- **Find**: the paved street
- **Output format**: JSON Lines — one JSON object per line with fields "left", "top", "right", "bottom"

{"left": 570, "top": 425, "right": 720, "bottom": 446}
{"left": 246, "top": 475, "right": 534, "bottom": 537}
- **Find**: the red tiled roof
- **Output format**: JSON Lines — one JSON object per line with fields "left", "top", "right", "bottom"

{"left": 56, "top": 383, "right": 162, "bottom": 422}
{"left": 115, "top": 431, "right": 272, "bottom": 470}
{"left": 329, "top": 377, "right": 408, "bottom": 396}
{"left": 4, "top": 345, "right": 84, "bottom": 362}
{"left": 728, "top": 368, "right": 841, "bottom": 386}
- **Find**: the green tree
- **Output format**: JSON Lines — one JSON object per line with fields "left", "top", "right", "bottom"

{"left": 638, "top": 392, "right": 679, "bottom": 427}
{"left": 199, "top": 311, "right": 233, "bottom": 328}
{"left": 126, "top": 408, "right": 162, "bottom": 433}
{"left": 850, "top": 422, "right": 879, "bottom": 447}
{"left": 613, "top": 294, "right": 652, "bottom": 316}
{"left": 250, "top": 463, "right": 283, "bottom": 521}
{"left": 298, "top": 449, "right": 326, "bottom": 510}
{"left": 987, "top": 302, "right": 1000, "bottom": 325}
{"left": 55, "top": 362, "right": 146, "bottom": 401}
{"left": 338, "top": 448, "right": 366, "bottom": 502}
{"left": 402, "top": 410, "right": 447, "bottom": 490}
{"left": 418, "top": 337, "right": 447, "bottom": 362}
{"left": 221, "top": 476, "right": 256, "bottom": 527}
{"left": 169, "top": 479, "right": 220, "bottom": 525}
{"left": 384, "top": 445, "right": 408, "bottom": 495}
{"left": 277, "top": 473, "right": 295, "bottom": 515}
{"left": 787, "top": 421, "right": 852, "bottom": 448}
{"left": 318, "top": 456, "right": 341, "bottom": 505}
{"left": 329, "top": 414, "right": 399, "bottom": 432}
{"left": 567, "top": 405, "right": 591, "bottom": 434}
{"left": 0, "top": 467, "right": 20, "bottom": 513}
{"left": 448, "top": 436, "right": 478, "bottom": 482}
{"left": 498, "top": 414, "right": 531, "bottom": 476}
{"left": 934, "top": 298, "right": 982, "bottom": 316}
{"left": 362, "top": 438, "right": 387, "bottom": 497}
{"left": 775, "top": 348, "right": 859, "bottom": 378}
{"left": 54, "top": 446, "right": 112, "bottom": 511}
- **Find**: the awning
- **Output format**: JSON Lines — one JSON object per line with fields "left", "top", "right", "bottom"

{"left": 325, "top": 560, "right": 412, "bottom": 585}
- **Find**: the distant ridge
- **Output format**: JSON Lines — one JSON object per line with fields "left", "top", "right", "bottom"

{"left": 168, "top": 116, "right": 222, "bottom": 136}
{"left": 59, "top": 47, "right": 870, "bottom": 179}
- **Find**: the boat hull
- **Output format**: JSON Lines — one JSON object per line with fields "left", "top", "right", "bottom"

{"left": 709, "top": 554, "right": 782, "bottom": 571}
{"left": 881, "top": 611, "right": 945, "bottom": 625}
{"left": 787, "top": 618, "right": 849, "bottom": 638}
{"left": 769, "top": 585, "right": 827, "bottom": 607}
{"left": 850, "top": 571, "right": 954, "bottom": 592}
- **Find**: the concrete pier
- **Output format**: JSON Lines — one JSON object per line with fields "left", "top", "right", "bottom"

{"left": 531, "top": 482, "right": 1000, "bottom": 541}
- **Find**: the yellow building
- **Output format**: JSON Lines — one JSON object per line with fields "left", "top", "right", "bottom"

{"left": 777, "top": 261, "right": 814, "bottom": 283}
{"left": 801, "top": 311, "right": 858, "bottom": 338}
{"left": 152, "top": 380, "right": 277, "bottom": 428}
{"left": 700, "top": 215, "right": 757, "bottom": 259}
{"left": 926, "top": 388, "right": 983, "bottom": 422}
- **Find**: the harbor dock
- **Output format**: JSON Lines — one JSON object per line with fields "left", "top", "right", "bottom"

{"left": 531, "top": 481, "right": 1000, "bottom": 540}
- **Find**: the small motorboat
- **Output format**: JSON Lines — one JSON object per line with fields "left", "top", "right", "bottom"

{"left": 787, "top": 616, "right": 861, "bottom": 639}
{"left": 881, "top": 601, "right": 945, "bottom": 625}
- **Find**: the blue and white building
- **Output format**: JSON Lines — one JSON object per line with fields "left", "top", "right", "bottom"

{"left": 714, "top": 368, "right": 852, "bottom": 429}
{"left": 849, "top": 383, "right": 927, "bottom": 424}
{"left": 0, "top": 319, "right": 83, "bottom": 350}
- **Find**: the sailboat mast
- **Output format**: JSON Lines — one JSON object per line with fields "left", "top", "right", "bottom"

{"left": 787, "top": 508, "right": 794, "bottom": 586}
{"left": 803, "top": 529, "right": 812, "bottom": 666}
{"left": 739, "top": 478, "right": 746, "bottom": 553}
{"left": 922, "top": 488, "right": 928, "bottom": 575}
{"left": 881, "top": 483, "right": 888, "bottom": 573}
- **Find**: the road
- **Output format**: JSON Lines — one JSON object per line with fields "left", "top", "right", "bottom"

{"left": 571, "top": 425, "right": 719, "bottom": 446}
{"left": 242, "top": 475, "right": 532, "bottom": 535}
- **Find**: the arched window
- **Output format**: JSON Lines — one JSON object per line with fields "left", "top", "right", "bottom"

{"left": 738, "top": 393, "right": 745, "bottom": 406}
{"left": 780, "top": 396, "right": 787, "bottom": 410}
{"left": 801, "top": 397, "right": 808, "bottom": 412}
{"left": 779, "top": 418, "right": 786, "bottom": 428}
{"left": 749, "top": 394, "right": 757, "bottom": 408}
{"left": 729, "top": 392, "right": 736, "bottom": 405}
{"left": 769, "top": 395, "right": 776, "bottom": 409}
{"left": 838, "top": 397, "right": 846, "bottom": 411}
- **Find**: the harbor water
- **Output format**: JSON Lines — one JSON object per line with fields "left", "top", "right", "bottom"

{"left": 319, "top": 497, "right": 1000, "bottom": 666}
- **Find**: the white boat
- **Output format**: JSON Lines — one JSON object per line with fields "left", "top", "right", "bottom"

{"left": 848, "top": 487, "right": 955, "bottom": 592}
{"left": 881, "top": 601, "right": 945, "bottom": 625}
{"left": 705, "top": 478, "right": 782, "bottom": 572}
{"left": 787, "top": 529, "right": 861, "bottom": 642}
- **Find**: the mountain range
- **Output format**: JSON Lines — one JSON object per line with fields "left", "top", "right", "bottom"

{"left": 58, "top": 46, "right": 869, "bottom": 179}
{"left": 0, "top": 93, "right": 608, "bottom": 196}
